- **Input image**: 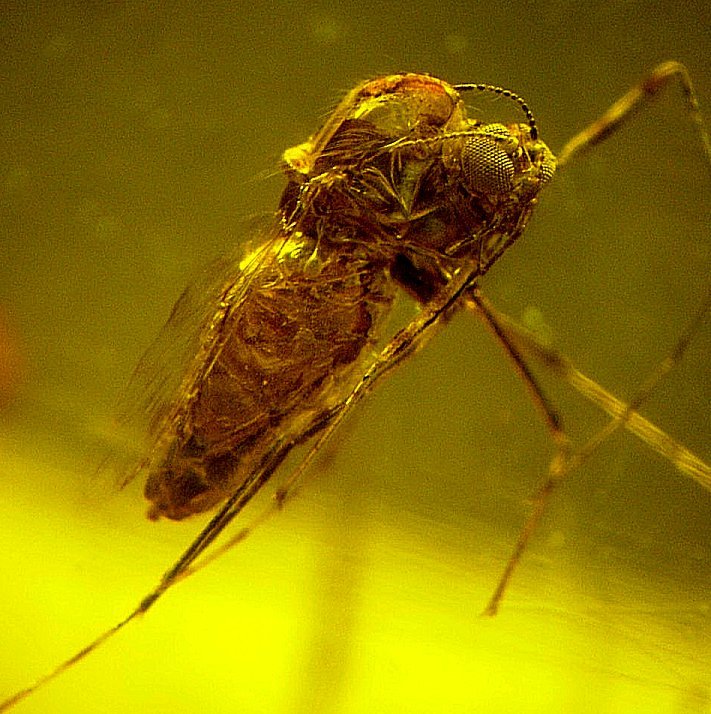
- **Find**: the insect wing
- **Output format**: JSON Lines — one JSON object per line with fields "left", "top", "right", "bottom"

{"left": 105, "top": 223, "right": 283, "bottom": 492}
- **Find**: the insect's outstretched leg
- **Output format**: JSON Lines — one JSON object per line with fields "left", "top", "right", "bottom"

{"left": 465, "top": 288, "right": 570, "bottom": 615}
{"left": 466, "top": 288, "right": 710, "bottom": 616}
{"left": 556, "top": 61, "right": 711, "bottom": 170}
{"left": 474, "top": 294, "right": 711, "bottom": 492}
{"left": 466, "top": 288, "right": 570, "bottom": 454}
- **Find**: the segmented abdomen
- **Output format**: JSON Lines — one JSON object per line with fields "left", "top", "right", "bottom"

{"left": 145, "top": 237, "right": 394, "bottom": 520}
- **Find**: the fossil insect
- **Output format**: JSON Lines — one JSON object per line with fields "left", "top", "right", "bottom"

{"left": 2, "top": 61, "right": 709, "bottom": 711}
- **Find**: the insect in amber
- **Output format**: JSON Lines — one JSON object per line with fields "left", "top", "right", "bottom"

{"left": 140, "top": 73, "right": 556, "bottom": 524}
{"left": 1, "top": 62, "right": 709, "bottom": 711}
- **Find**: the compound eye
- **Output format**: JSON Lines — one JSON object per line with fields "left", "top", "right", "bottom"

{"left": 538, "top": 155, "right": 556, "bottom": 184}
{"left": 461, "top": 135, "right": 515, "bottom": 196}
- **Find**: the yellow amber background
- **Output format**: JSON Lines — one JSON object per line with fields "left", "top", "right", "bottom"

{"left": 1, "top": 2, "right": 709, "bottom": 713}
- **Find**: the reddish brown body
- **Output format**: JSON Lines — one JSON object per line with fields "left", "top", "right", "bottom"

{"left": 141, "top": 74, "right": 556, "bottom": 520}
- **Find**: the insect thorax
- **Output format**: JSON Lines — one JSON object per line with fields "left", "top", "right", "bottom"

{"left": 282, "top": 73, "right": 557, "bottom": 296}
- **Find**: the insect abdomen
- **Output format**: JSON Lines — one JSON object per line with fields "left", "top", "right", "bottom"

{"left": 144, "top": 238, "right": 393, "bottom": 520}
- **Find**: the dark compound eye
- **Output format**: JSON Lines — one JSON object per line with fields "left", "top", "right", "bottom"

{"left": 461, "top": 134, "right": 515, "bottom": 196}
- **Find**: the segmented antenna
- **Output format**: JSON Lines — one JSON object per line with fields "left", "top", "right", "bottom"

{"left": 453, "top": 82, "right": 538, "bottom": 140}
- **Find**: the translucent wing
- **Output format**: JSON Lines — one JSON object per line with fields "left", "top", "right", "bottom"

{"left": 105, "top": 221, "right": 284, "bottom": 491}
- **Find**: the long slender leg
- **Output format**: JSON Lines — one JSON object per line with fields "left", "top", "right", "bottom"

{"left": 467, "top": 60, "right": 711, "bottom": 615}
{"left": 465, "top": 288, "right": 570, "bottom": 614}
{"left": 466, "top": 286, "right": 710, "bottom": 616}
{"left": 466, "top": 288, "right": 569, "bottom": 452}
{"left": 470, "top": 293, "right": 711, "bottom": 491}
{"left": 556, "top": 61, "right": 711, "bottom": 171}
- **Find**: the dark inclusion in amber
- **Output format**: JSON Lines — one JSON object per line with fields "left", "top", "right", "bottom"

{"left": 140, "top": 74, "right": 556, "bottom": 520}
